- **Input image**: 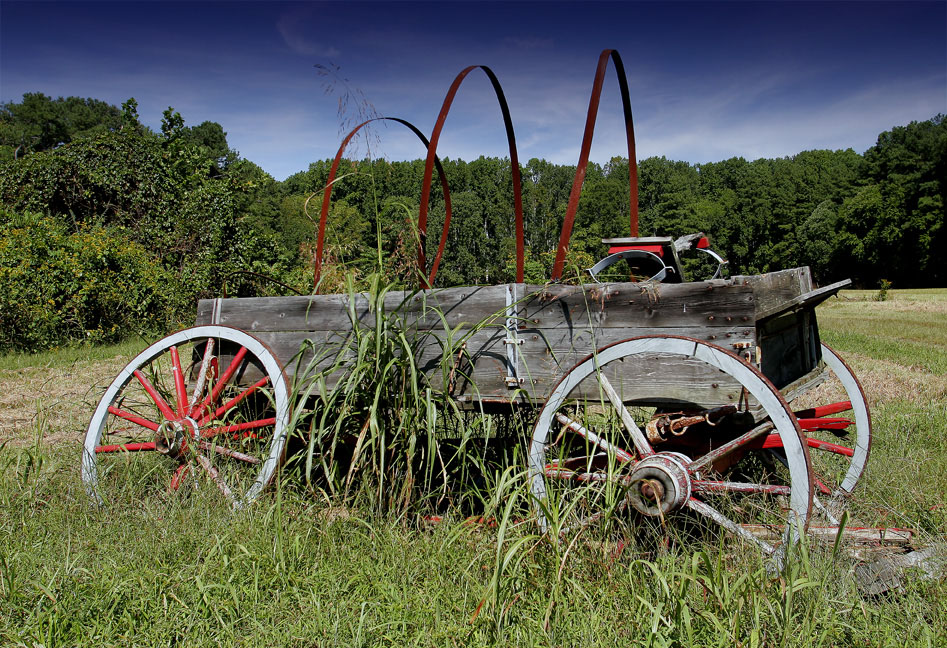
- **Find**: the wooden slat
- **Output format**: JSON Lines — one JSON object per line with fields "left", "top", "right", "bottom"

{"left": 755, "top": 279, "right": 852, "bottom": 323}
{"left": 518, "top": 281, "right": 755, "bottom": 330}
{"left": 730, "top": 267, "right": 813, "bottom": 320}
{"left": 196, "top": 285, "right": 510, "bottom": 333}
{"left": 742, "top": 525, "right": 913, "bottom": 545}
{"left": 196, "top": 280, "right": 755, "bottom": 334}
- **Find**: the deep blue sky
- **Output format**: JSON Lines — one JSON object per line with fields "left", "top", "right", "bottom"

{"left": 2, "top": 1, "right": 945, "bottom": 180}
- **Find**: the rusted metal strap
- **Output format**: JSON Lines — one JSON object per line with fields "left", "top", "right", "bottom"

{"left": 550, "top": 49, "right": 639, "bottom": 282}
{"left": 313, "top": 117, "right": 453, "bottom": 292}
{"left": 418, "top": 65, "right": 525, "bottom": 288}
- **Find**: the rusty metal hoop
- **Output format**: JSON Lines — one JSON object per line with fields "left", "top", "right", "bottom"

{"left": 313, "top": 117, "right": 454, "bottom": 291}
{"left": 550, "top": 49, "right": 639, "bottom": 282}
{"left": 417, "top": 65, "right": 525, "bottom": 287}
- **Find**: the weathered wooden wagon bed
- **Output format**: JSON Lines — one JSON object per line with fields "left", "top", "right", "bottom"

{"left": 193, "top": 266, "right": 842, "bottom": 410}
{"left": 81, "top": 49, "right": 874, "bottom": 560}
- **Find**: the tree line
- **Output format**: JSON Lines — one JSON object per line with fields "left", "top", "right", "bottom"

{"left": 1, "top": 92, "right": 944, "bottom": 351}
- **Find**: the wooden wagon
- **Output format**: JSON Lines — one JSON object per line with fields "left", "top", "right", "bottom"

{"left": 81, "top": 50, "right": 872, "bottom": 560}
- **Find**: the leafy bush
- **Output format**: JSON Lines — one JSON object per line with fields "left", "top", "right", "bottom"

{"left": 0, "top": 125, "right": 306, "bottom": 350}
{"left": 875, "top": 278, "right": 892, "bottom": 301}
{"left": 0, "top": 210, "right": 185, "bottom": 351}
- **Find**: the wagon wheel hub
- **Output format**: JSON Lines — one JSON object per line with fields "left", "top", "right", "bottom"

{"left": 627, "top": 453, "right": 692, "bottom": 517}
{"left": 155, "top": 418, "right": 199, "bottom": 458}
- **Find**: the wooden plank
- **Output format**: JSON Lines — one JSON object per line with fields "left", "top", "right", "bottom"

{"left": 196, "top": 280, "right": 756, "bottom": 335}
{"left": 417, "top": 326, "right": 754, "bottom": 407}
{"left": 196, "top": 285, "right": 510, "bottom": 333}
{"left": 755, "top": 279, "right": 852, "bottom": 323}
{"left": 743, "top": 525, "right": 913, "bottom": 545}
{"left": 518, "top": 281, "right": 756, "bottom": 330}
{"left": 730, "top": 267, "right": 813, "bottom": 320}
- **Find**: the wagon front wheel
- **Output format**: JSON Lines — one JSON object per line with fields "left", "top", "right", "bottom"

{"left": 82, "top": 326, "right": 291, "bottom": 509}
{"left": 529, "top": 335, "right": 814, "bottom": 558}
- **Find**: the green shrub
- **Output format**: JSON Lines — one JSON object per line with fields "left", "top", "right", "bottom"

{"left": 0, "top": 210, "right": 185, "bottom": 351}
{"left": 875, "top": 278, "right": 892, "bottom": 301}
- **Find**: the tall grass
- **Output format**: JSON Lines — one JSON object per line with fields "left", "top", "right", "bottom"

{"left": 3, "top": 435, "right": 943, "bottom": 646}
{"left": 285, "top": 270, "right": 523, "bottom": 517}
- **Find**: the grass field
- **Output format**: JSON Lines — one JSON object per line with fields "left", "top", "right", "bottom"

{"left": 1, "top": 289, "right": 945, "bottom": 647}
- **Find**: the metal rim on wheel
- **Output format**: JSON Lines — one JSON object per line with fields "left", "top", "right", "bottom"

{"left": 811, "top": 344, "right": 871, "bottom": 496}
{"left": 765, "top": 343, "right": 871, "bottom": 523}
{"left": 529, "top": 335, "right": 814, "bottom": 556}
{"left": 82, "top": 325, "right": 291, "bottom": 509}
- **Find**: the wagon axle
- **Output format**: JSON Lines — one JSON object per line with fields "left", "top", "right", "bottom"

{"left": 645, "top": 405, "right": 738, "bottom": 443}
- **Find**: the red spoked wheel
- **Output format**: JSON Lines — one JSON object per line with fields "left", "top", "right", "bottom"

{"left": 82, "top": 326, "right": 291, "bottom": 509}
{"left": 529, "top": 336, "right": 814, "bottom": 562}
{"left": 763, "top": 343, "right": 871, "bottom": 521}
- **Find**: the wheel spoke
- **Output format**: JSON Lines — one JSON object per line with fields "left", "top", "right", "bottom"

{"left": 544, "top": 466, "right": 632, "bottom": 484}
{"left": 554, "top": 412, "right": 635, "bottom": 463}
{"left": 597, "top": 371, "right": 653, "bottom": 457}
{"left": 169, "top": 345, "right": 189, "bottom": 417}
{"left": 804, "top": 437, "right": 855, "bottom": 457}
{"left": 199, "top": 441, "right": 262, "bottom": 465}
{"left": 169, "top": 462, "right": 190, "bottom": 491}
{"left": 812, "top": 495, "right": 841, "bottom": 525}
{"left": 811, "top": 474, "right": 833, "bottom": 495}
{"left": 688, "top": 422, "right": 773, "bottom": 472}
{"left": 686, "top": 497, "right": 776, "bottom": 554}
{"left": 187, "top": 338, "right": 216, "bottom": 417}
{"left": 133, "top": 369, "right": 177, "bottom": 421}
{"left": 106, "top": 406, "right": 159, "bottom": 432}
{"left": 200, "top": 417, "right": 277, "bottom": 440}
{"left": 197, "top": 346, "right": 249, "bottom": 413}
{"left": 197, "top": 376, "right": 270, "bottom": 426}
{"left": 195, "top": 454, "right": 235, "bottom": 502}
{"left": 95, "top": 442, "right": 157, "bottom": 453}
{"left": 793, "top": 401, "right": 852, "bottom": 418}
{"left": 692, "top": 480, "right": 791, "bottom": 496}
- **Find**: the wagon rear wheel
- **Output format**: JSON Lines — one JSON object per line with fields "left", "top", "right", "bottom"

{"left": 529, "top": 335, "right": 814, "bottom": 559}
{"left": 82, "top": 326, "right": 291, "bottom": 509}
{"left": 774, "top": 344, "right": 871, "bottom": 520}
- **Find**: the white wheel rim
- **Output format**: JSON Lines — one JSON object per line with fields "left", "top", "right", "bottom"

{"left": 82, "top": 325, "right": 290, "bottom": 509}
{"left": 529, "top": 335, "right": 813, "bottom": 552}
{"left": 818, "top": 343, "right": 871, "bottom": 495}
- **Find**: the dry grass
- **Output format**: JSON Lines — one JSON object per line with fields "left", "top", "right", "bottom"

{"left": 838, "top": 350, "right": 947, "bottom": 404}
{"left": 0, "top": 352, "right": 129, "bottom": 448}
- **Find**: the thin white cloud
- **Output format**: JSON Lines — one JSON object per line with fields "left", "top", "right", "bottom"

{"left": 635, "top": 72, "right": 947, "bottom": 163}
{"left": 276, "top": 8, "right": 340, "bottom": 58}
{"left": 222, "top": 108, "right": 340, "bottom": 181}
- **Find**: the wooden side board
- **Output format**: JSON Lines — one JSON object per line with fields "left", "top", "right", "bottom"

{"left": 730, "top": 267, "right": 813, "bottom": 321}
{"left": 196, "top": 278, "right": 765, "bottom": 407}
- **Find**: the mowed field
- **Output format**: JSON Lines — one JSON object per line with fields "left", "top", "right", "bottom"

{"left": 0, "top": 289, "right": 945, "bottom": 647}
